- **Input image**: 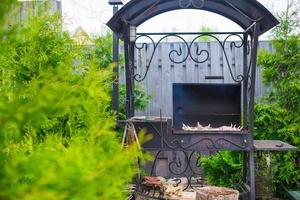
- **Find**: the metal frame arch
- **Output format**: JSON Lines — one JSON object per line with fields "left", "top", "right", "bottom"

{"left": 107, "top": 0, "right": 279, "bottom": 38}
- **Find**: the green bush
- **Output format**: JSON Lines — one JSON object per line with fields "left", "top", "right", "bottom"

{"left": 0, "top": 0, "right": 15, "bottom": 25}
{"left": 0, "top": 5, "right": 144, "bottom": 200}
{"left": 94, "top": 34, "right": 114, "bottom": 68}
{"left": 119, "top": 83, "right": 151, "bottom": 120}
{"left": 255, "top": 2, "right": 300, "bottom": 194}
{"left": 199, "top": 2, "right": 300, "bottom": 195}
{"left": 200, "top": 151, "right": 243, "bottom": 188}
{"left": 1, "top": 135, "right": 141, "bottom": 200}
{"left": 254, "top": 105, "right": 300, "bottom": 195}
{"left": 93, "top": 34, "right": 151, "bottom": 119}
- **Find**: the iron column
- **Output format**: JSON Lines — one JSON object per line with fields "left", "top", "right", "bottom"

{"left": 109, "top": 0, "right": 123, "bottom": 118}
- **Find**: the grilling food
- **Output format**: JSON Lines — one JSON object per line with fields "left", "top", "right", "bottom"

{"left": 182, "top": 122, "right": 242, "bottom": 131}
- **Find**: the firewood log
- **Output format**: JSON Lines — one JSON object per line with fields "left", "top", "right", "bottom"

{"left": 196, "top": 186, "right": 239, "bottom": 200}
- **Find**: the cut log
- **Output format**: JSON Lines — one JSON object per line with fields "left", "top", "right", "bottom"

{"left": 196, "top": 186, "right": 239, "bottom": 200}
{"left": 167, "top": 192, "right": 197, "bottom": 200}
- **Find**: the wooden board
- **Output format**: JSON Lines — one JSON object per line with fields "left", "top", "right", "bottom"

{"left": 254, "top": 140, "right": 297, "bottom": 151}
{"left": 288, "top": 191, "right": 300, "bottom": 200}
{"left": 120, "top": 41, "right": 272, "bottom": 117}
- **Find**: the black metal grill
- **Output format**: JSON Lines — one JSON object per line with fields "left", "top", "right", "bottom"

{"left": 106, "top": 0, "right": 296, "bottom": 199}
{"left": 173, "top": 83, "right": 241, "bottom": 130}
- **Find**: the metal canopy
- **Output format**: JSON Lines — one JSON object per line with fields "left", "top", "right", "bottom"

{"left": 107, "top": 0, "right": 279, "bottom": 38}
{"left": 107, "top": 1, "right": 283, "bottom": 200}
{"left": 108, "top": 0, "right": 123, "bottom": 6}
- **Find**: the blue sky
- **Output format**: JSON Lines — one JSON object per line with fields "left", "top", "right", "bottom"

{"left": 62, "top": 0, "right": 287, "bottom": 38}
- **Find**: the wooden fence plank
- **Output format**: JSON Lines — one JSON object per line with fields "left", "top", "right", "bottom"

{"left": 223, "top": 41, "right": 234, "bottom": 83}
{"left": 120, "top": 41, "right": 272, "bottom": 117}
{"left": 210, "top": 42, "right": 223, "bottom": 84}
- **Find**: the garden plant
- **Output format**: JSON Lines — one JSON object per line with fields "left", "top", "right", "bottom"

{"left": 200, "top": 1, "right": 300, "bottom": 197}
{"left": 0, "top": 2, "right": 147, "bottom": 200}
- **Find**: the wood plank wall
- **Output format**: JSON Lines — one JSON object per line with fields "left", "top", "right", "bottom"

{"left": 119, "top": 41, "right": 273, "bottom": 117}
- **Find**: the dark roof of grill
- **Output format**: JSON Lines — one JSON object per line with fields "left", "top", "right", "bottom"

{"left": 107, "top": 0, "right": 279, "bottom": 38}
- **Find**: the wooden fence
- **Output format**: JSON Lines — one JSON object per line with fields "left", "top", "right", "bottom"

{"left": 119, "top": 41, "right": 273, "bottom": 117}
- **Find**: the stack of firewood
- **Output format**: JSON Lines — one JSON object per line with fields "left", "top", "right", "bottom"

{"left": 196, "top": 186, "right": 239, "bottom": 200}
{"left": 140, "top": 177, "right": 239, "bottom": 200}
{"left": 142, "top": 176, "right": 183, "bottom": 198}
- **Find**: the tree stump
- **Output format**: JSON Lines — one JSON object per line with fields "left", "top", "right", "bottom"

{"left": 196, "top": 186, "right": 239, "bottom": 200}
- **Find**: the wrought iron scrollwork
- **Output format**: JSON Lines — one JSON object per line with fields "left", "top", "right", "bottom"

{"left": 149, "top": 150, "right": 204, "bottom": 190}
{"left": 179, "top": 0, "right": 205, "bottom": 9}
{"left": 133, "top": 32, "right": 246, "bottom": 83}
{"left": 140, "top": 121, "right": 249, "bottom": 191}
{"left": 148, "top": 122, "right": 248, "bottom": 151}
{"left": 134, "top": 34, "right": 190, "bottom": 82}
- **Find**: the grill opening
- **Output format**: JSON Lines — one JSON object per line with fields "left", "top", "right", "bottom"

{"left": 173, "top": 83, "right": 241, "bottom": 130}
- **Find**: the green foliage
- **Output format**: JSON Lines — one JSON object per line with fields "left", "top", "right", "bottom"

{"left": 198, "top": 26, "right": 219, "bottom": 42}
{"left": 119, "top": 84, "right": 151, "bottom": 119}
{"left": 93, "top": 33, "right": 124, "bottom": 70}
{"left": 257, "top": 1, "right": 300, "bottom": 112}
{"left": 258, "top": 35, "right": 300, "bottom": 111}
{"left": 0, "top": 0, "right": 16, "bottom": 25}
{"left": 93, "top": 34, "right": 150, "bottom": 119}
{"left": 272, "top": 0, "right": 300, "bottom": 40}
{"left": 199, "top": 2, "right": 300, "bottom": 194}
{"left": 0, "top": 5, "right": 144, "bottom": 200}
{"left": 94, "top": 34, "right": 114, "bottom": 68}
{"left": 254, "top": 104, "right": 300, "bottom": 194}
{"left": 1, "top": 135, "right": 141, "bottom": 200}
{"left": 256, "top": 0, "right": 300, "bottom": 195}
{"left": 200, "top": 151, "right": 243, "bottom": 188}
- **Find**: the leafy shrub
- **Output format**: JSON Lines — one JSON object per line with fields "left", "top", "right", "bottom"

{"left": 0, "top": 0, "right": 15, "bottom": 25}
{"left": 0, "top": 5, "right": 144, "bottom": 200}
{"left": 255, "top": 4, "right": 300, "bottom": 194}
{"left": 257, "top": 1, "right": 300, "bottom": 114}
{"left": 1, "top": 135, "right": 141, "bottom": 200}
{"left": 200, "top": 151, "right": 243, "bottom": 188}
{"left": 93, "top": 34, "right": 151, "bottom": 119}
{"left": 94, "top": 34, "right": 114, "bottom": 68}
{"left": 119, "top": 84, "right": 151, "bottom": 120}
{"left": 254, "top": 105, "right": 300, "bottom": 195}
{"left": 255, "top": 2, "right": 300, "bottom": 194}
{"left": 199, "top": 2, "right": 300, "bottom": 195}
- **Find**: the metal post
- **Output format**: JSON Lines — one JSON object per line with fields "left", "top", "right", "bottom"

{"left": 112, "top": 5, "right": 119, "bottom": 116}
{"left": 129, "top": 41, "right": 135, "bottom": 117}
{"left": 249, "top": 23, "right": 259, "bottom": 200}
{"left": 123, "top": 25, "right": 135, "bottom": 118}
{"left": 243, "top": 33, "right": 249, "bottom": 130}
{"left": 109, "top": 0, "right": 123, "bottom": 118}
{"left": 243, "top": 33, "right": 249, "bottom": 184}
{"left": 124, "top": 36, "right": 132, "bottom": 118}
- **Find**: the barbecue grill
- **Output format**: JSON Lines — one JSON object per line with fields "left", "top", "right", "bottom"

{"left": 173, "top": 83, "right": 242, "bottom": 131}
{"left": 107, "top": 0, "right": 297, "bottom": 199}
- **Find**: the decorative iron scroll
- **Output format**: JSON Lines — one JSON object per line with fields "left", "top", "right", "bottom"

{"left": 147, "top": 122, "right": 248, "bottom": 151}
{"left": 149, "top": 150, "right": 203, "bottom": 190}
{"left": 133, "top": 33, "right": 249, "bottom": 83}
{"left": 142, "top": 122, "right": 248, "bottom": 190}
{"left": 140, "top": 150, "right": 247, "bottom": 197}
{"left": 179, "top": 0, "right": 205, "bottom": 9}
